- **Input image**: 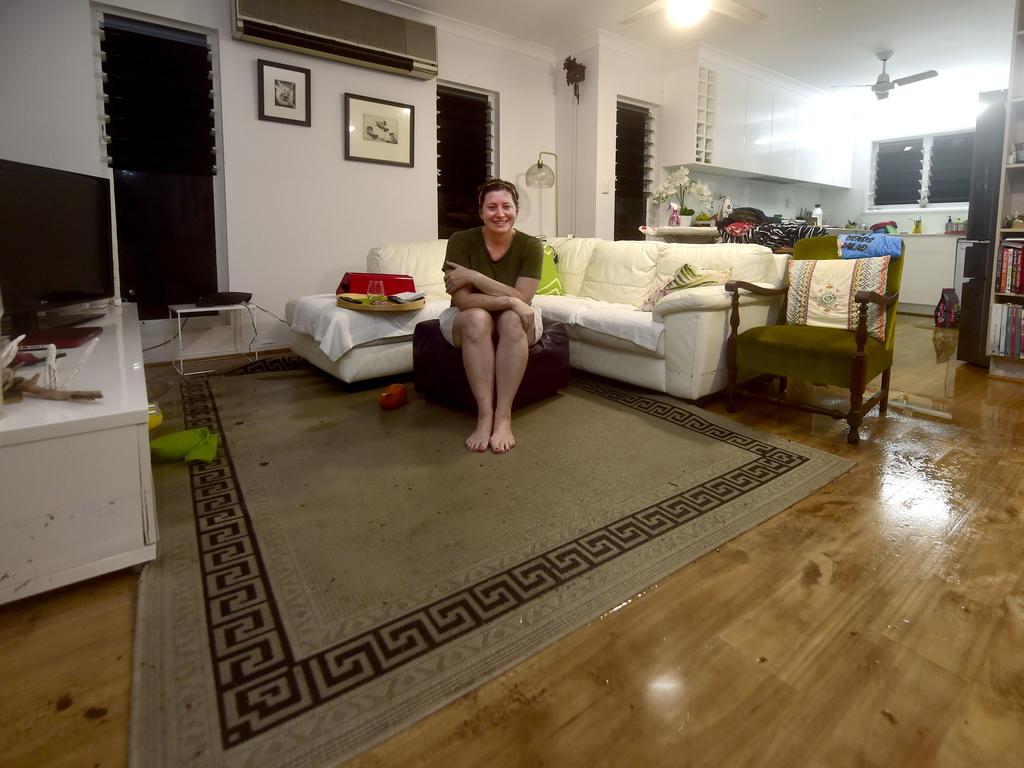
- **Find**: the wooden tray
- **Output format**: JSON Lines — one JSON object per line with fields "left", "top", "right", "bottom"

{"left": 336, "top": 293, "right": 426, "bottom": 312}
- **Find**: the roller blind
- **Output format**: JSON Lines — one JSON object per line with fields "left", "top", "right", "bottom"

{"left": 437, "top": 85, "right": 494, "bottom": 238}
{"left": 614, "top": 103, "right": 652, "bottom": 241}
{"left": 873, "top": 138, "right": 923, "bottom": 206}
{"left": 100, "top": 15, "right": 216, "bottom": 175}
{"left": 928, "top": 132, "right": 974, "bottom": 204}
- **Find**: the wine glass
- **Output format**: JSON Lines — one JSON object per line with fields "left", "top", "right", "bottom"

{"left": 366, "top": 279, "right": 385, "bottom": 304}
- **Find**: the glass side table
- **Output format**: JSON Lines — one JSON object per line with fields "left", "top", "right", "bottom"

{"left": 168, "top": 302, "right": 259, "bottom": 376}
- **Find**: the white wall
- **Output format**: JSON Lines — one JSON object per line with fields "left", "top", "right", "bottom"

{"left": 593, "top": 34, "right": 663, "bottom": 241}
{"left": 0, "top": 0, "right": 556, "bottom": 360}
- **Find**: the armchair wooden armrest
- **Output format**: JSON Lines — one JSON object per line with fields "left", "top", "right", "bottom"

{"left": 726, "top": 281, "right": 789, "bottom": 336}
{"left": 852, "top": 290, "right": 900, "bottom": 355}
{"left": 854, "top": 289, "right": 900, "bottom": 307}
{"left": 724, "top": 280, "right": 788, "bottom": 297}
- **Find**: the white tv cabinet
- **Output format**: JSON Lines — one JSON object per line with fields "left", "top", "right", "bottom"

{"left": 0, "top": 303, "right": 157, "bottom": 604}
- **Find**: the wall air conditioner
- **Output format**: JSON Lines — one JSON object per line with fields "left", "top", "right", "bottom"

{"left": 232, "top": 0, "right": 438, "bottom": 80}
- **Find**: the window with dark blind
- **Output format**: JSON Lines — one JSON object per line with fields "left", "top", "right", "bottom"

{"left": 928, "top": 132, "right": 974, "bottom": 204}
{"left": 437, "top": 85, "right": 494, "bottom": 238}
{"left": 101, "top": 16, "right": 216, "bottom": 175}
{"left": 872, "top": 132, "right": 975, "bottom": 207}
{"left": 873, "top": 138, "right": 923, "bottom": 206}
{"left": 100, "top": 14, "right": 218, "bottom": 319}
{"left": 614, "top": 103, "right": 652, "bottom": 241}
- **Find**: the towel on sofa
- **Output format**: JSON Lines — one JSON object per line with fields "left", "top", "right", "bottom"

{"left": 573, "top": 302, "right": 666, "bottom": 352}
{"left": 290, "top": 294, "right": 448, "bottom": 361}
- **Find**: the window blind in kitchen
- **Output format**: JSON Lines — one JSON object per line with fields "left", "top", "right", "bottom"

{"left": 873, "top": 138, "right": 923, "bottom": 206}
{"left": 928, "top": 132, "right": 974, "bottom": 204}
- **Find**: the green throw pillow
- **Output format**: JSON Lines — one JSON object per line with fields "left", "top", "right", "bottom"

{"left": 536, "top": 244, "right": 566, "bottom": 296}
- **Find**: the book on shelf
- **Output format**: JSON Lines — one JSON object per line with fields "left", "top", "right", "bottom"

{"left": 989, "top": 303, "right": 1024, "bottom": 358}
{"left": 997, "top": 242, "right": 1024, "bottom": 293}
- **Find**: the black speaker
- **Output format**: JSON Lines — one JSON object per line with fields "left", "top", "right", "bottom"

{"left": 194, "top": 291, "right": 252, "bottom": 307}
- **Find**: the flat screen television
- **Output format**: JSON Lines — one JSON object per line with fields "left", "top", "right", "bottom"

{"left": 0, "top": 158, "right": 115, "bottom": 334}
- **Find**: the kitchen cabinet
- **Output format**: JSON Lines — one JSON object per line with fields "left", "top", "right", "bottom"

{"left": 743, "top": 82, "right": 773, "bottom": 175}
{"left": 710, "top": 64, "right": 747, "bottom": 171}
{"left": 660, "top": 50, "right": 852, "bottom": 187}
{"left": 769, "top": 89, "right": 797, "bottom": 179}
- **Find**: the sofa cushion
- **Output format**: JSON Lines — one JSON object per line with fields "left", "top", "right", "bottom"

{"left": 656, "top": 243, "right": 783, "bottom": 285}
{"left": 532, "top": 294, "right": 602, "bottom": 325}
{"left": 547, "top": 237, "right": 601, "bottom": 296}
{"left": 578, "top": 241, "right": 661, "bottom": 307}
{"left": 367, "top": 241, "right": 449, "bottom": 299}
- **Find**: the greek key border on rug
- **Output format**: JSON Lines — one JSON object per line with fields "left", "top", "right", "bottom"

{"left": 180, "top": 374, "right": 808, "bottom": 749}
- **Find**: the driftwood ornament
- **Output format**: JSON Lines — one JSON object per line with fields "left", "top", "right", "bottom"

{"left": 0, "top": 334, "right": 103, "bottom": 402}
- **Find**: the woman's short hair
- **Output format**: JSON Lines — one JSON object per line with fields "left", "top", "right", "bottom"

{"left": 477, "top": 178, "right": 519, "bottom": 210}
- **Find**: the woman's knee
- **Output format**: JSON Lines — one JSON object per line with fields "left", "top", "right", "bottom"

{"left": 496, "top": 309, "right": 528, "bottom": 341}
{"left": 455, "top": 308, "right": 494, "bottom": 342}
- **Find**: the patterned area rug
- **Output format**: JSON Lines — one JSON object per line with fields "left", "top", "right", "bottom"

{"left": 131, "top": 358, "right": 852, "bottom": 767}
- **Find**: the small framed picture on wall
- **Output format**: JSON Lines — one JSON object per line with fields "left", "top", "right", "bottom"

{"left": 257, "top": 59, "right": 311, "bottom": 126}
{"left": 344, "top": 93, "right": 414, "bottom": 168}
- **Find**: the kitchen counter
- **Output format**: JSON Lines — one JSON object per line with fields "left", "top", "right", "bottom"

{"left": 640, "top": 225, "right": 719, "bottom": 243}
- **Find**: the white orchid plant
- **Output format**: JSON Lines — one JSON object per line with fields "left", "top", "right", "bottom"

{"left": 650, "top": 167, "right": 713, "bottom": 216}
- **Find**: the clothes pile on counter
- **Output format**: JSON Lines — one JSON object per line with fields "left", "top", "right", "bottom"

{"left": 718, "top": 207, "right": 829, "bottom": 251}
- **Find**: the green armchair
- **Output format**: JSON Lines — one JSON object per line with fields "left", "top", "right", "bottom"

{"left": 724, "top": 235, "right": 903, "bottom": 445}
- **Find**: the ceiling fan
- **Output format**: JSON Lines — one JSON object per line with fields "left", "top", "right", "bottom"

{"left": 833, "top": 51, "right": 938, "bottom": 100}
{"left": 619, "top": 0, "right": 765, "bottom": 27}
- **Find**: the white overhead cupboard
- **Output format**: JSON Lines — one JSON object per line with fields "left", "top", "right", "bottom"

{"left": 661, "top": 47, "right": 853, "bottom": 187}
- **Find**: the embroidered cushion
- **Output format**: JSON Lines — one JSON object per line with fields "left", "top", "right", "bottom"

{"left": 786, "top": 256, "right": 890, "bottom": 341}
{"left": 536, "top": 244, "right": 566, "bottom": 296}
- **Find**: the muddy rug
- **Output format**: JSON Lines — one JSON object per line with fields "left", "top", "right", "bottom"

{"left": 131, "top": 358, "right": 853, "bottom": 767}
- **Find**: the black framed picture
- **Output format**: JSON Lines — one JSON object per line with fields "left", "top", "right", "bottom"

{"left": 257, "top": 59, "right": 311, "bottom": 126}
{"left": 344, "top": 93, "right": 414, "bottom": 168}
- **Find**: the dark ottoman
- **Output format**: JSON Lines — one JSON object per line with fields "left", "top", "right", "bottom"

{"left": 413, "top": 319, "right": 570, "bottom": 411}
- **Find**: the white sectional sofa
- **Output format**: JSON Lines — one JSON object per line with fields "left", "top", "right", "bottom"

{"left": 286, "top": 237, "right": 788, "bottom": 400}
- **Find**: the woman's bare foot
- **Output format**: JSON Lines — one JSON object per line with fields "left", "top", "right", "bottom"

{"left": 490, "top": 416, "right": 515, "bottom": 453}
{"left": 466, "top": 414, "right": 492, "bottom": 452}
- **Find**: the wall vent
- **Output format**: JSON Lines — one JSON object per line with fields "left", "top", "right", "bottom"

{"left": 232, "top": 0, "right": 438, "bottom": 80}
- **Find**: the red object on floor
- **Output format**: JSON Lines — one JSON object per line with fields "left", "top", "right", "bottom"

{"left": 379, "top": 383, "right": 408, "bottom": 410}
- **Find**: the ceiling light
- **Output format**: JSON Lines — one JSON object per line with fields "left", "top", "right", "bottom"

{"left": 667, "top": 0, "right": 711, "bottom": 27}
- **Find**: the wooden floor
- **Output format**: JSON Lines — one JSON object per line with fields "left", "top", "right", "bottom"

{"left": 3, "top": 315, "right": 1023, "bottom": 767}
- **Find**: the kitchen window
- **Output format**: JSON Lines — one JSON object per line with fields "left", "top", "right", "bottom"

{"left": 871, "top": 131, "right": 974, "bottom": 207}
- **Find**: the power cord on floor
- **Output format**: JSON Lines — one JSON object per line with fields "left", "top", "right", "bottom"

{"left": 249, "top": 302, "right": 289, "bottom": 325}
{"left": 143, "top": 318, "right": 188, "bottom": 352}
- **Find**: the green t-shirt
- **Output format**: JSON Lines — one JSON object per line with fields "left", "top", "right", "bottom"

{"left": 443, "top": 228, "right": 543, "bottom": 289}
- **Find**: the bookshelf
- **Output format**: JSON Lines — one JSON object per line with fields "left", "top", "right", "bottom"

{"left": 989, "top": 0, "right": 1024, "bottom": 380}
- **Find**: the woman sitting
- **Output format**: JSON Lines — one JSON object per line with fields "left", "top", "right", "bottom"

{"left": 439, "top": 179, "right": 543, "bottom": 453}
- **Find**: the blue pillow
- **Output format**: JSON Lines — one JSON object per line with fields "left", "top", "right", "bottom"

{"left": 838, "top": 233, "right": 903, "bottom": 259}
